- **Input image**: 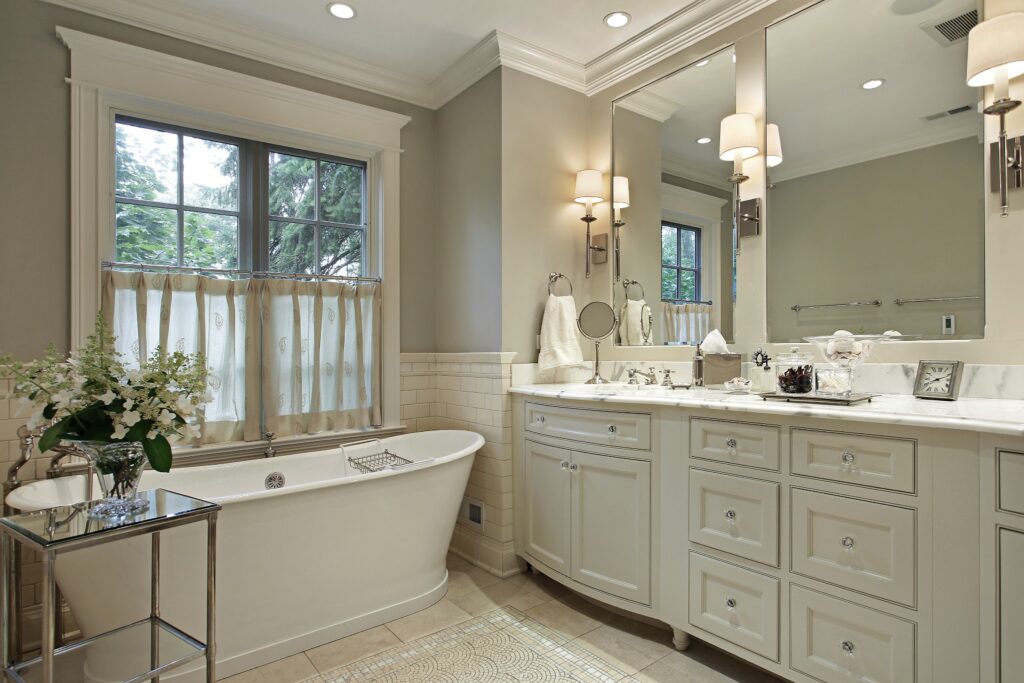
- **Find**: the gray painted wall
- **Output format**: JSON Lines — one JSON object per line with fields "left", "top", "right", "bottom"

{"left": 434, "top": 69, "right": 503, "bottom": 353}
{"left": 767, "top": 137, "right": 985, "bottom": 341}
{"left": 0, "top": 0, "right": 438, "bottom": 358}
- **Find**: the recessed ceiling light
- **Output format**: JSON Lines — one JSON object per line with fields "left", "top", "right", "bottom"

{"left": 604, "top": 11, "right": 631, "bottom": 28}
{"left": 327, "top": 2, "right": 356, "bottom": 19}
{"left": 861, "top": 78, "right": 886, "bottom": 90}
{"left": 695, "top": 59, "right": 711, "bottom": 67}
{"left": 696, "top": 137, "right": 713, "bottom": 144}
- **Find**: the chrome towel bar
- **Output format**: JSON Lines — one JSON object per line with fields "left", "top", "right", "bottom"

{"left": 791, "top": 300, "right": 881, "bottom": 312}
{"left": 893, "top": 295, "right": 980, "bottom": 305}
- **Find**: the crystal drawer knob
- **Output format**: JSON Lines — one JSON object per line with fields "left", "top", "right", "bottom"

{"left": 608, "top": 425, "right": 617, "bottom": 434}
{"left": 841, "top": 449, "right": 855, "bottom": 466}
{"left": 725, "top": 509, "right": 737, "bottom": 522}
{"left": 841, "top": 640, "right": 855, "bottom": 656}
{"left": 725, "top": 597, "right": 737, "bottom": 610}
{"left": 569, "top": 463, "right": 579, "bottom": 472}
{"left": 725, "top": 438, "right": 738, "bottom": 449}
{"left": 841, "top": 536, "right": 856, "bottom": 550}
{"left": 536, "top": 415, "right": 546, "bottom": 424}
{"left": 560, "top": 460, "right": 569, "bottom": 470}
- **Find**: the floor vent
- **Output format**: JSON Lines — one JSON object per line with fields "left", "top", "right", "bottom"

{"left": 924, "top": 104, "right": 974, "bottom": 121}
{"left": 921, "top": 8, "right": 977, "bottom": 46}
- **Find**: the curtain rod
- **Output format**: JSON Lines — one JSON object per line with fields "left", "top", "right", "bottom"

{"left": 101, "top": 261, "right": 381, "bottom": 283}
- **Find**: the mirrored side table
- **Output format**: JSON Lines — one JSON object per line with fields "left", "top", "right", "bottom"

{"left": 0, "top": 489, "right": 220, "bottom": 683}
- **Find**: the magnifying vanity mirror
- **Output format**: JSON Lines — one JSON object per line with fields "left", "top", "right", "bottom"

{"left": 612, "top": 47, "right": 737, "bottom": 347}
{"left": 766, "top": 0, "right": 985, "bottom": 341}
{"left": 577, "top": 301, "right": 618, "bottom": 384}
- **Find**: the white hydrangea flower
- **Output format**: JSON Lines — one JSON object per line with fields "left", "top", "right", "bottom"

{"left": 98, "top": 389, "right": 117, "bottom": 405}
{"left": 122, "top": 410, "right": 141, "bottom": 427}
{"left": 157, "top": 409, "right": 175, "bottom": 426}
{"left": 111, "top": 423, "right": 129, "bottom": 440}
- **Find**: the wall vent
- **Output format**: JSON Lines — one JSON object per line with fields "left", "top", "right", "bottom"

{"left": 920, "top": 8, "right": 977, "bottom": 45}
{"left": 924, "top": 104, "right": 973, "bottom": 121}
{"left": 459, "top": 496, "right": 485, "bottom": 531}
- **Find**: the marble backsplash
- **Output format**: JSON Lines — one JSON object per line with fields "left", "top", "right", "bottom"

{"left": 511, "top": 361, "right": 1024, "bottom": 401}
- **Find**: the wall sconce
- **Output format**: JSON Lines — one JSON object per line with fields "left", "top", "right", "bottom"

{"left": 612, "top": 175, "right": 630, "bottom": 282}
{"left": 766, "top": 123, "right": 783, "bottom": 168}
{"left": 967, "top": 11, "right": 1024, "bottom": 216}
{"left": 574, "top": 169, "right": 607, "bottom": 278}
{"left": 719, "top": 113, "right": 761, "bottom": 244}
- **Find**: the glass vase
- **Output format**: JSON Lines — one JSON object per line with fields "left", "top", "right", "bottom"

{"left": 72, "top": 441, "right": 150, "bottom": 519}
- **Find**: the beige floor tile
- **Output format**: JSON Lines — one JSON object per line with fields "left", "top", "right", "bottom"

{"left": 221, "top": 653, "right": 316, "bottom": 683}
{"left": 445, "top": 564, "right": 503, "bottom": 598}
{"left": 558, "top": 591, "right": 617, "bottom": 624}
{"left": 520, "top": 570, "right": 571, "bottom": 600}
{"left": 573, "top": 621, "right": 675, "bottom": 675}
{"left": 449, "top": 578, "right": 551, "bottom": 616}
{"left": 385, "top": 598, "right": 473, "bottom": 642}
{"left": 304, "top": 625, "right": 401, "bottom": 672}
{"left": 446, "top": 552, "right": 470, "bottom": 570}
{"left": 525, "top": 598, "right": 605, "bottom": 640}
{"left": 633, "top": 643, "right": 783, "bottom": 683}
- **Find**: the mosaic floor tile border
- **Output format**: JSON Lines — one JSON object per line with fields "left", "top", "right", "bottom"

{"left": 302, "top": 607, "right": 641, "bottom": 683}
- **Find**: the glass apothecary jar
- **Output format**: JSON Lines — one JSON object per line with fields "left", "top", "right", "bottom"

{"left": 776, "top": 347, "right": 814, "bottom": 394}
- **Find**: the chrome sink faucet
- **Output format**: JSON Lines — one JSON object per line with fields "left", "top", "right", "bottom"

{"left": 661, "top": 369, "right": 675, "bottom": 387}
{"left": 628, "top": 367, "right": 658, "bottom": 385}
{"left": 263, "top": 431, "right": 277, "bottom": 458}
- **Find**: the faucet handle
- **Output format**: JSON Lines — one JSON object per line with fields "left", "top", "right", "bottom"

{"left": 627, "top": 368, "right": 640, "bottom": 385}
{"left": 661, "top": 369, "right": 675, "bottom": 386}
{"left": 263, "top": 431, "right": 275, "bottom": 441}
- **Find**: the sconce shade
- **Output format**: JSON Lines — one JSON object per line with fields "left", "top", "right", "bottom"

{"left": 766, "top": 123, "right": 783, "bottom": 168}
{"left": 719, "top": 113, "right": 759, "bottom": 162}
{"left": 966, "top": 12, "right": 1024, "bottom": 87}
{"left": 612, "top": 176, "right": 630, "bottom": 209}
{"left": 574, "top": 169, "right": 605, "bottom": 204}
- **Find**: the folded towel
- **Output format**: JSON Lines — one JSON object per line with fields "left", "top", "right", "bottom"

{"left": 701, "top": 328, "right": 730, "bottom": 354}
{"left": 620, "top": 299, "right": 651, "bottom": 346}
{"left": 538, "top": 294, "right": 584, "bottom": 372}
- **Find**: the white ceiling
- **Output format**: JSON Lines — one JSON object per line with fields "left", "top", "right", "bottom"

{"left": 616, "top": 0, "right": 983, "bottom": 185}
{"left": 164, "top": 0, "right": 681, "bottom": 81}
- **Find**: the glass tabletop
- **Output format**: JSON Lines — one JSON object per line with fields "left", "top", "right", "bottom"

{"left": 0, "top": 489, "right": 218, "bottom": 550}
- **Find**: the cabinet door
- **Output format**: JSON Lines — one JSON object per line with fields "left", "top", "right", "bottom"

{"left": 1001, "top": 528, "right": 1024, "bottom": 682}
{"left": 523, "top": 440, "right": 572, "bottom": 575}
{"left": 570, "top": 450, "right": 651, "bottom": 604}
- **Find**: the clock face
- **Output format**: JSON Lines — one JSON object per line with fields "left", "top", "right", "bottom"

{"left": 915, "top": 361, "right": 961, "bottom": 399}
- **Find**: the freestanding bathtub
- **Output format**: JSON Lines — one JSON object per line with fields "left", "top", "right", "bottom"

{"left": 5, "top": 430, "right": 482, "bottom": 681}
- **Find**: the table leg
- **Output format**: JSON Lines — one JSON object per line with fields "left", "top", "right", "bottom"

{"left": 206, "top": 515, "right": 217, "bottom": 683}
{"left": 40, "top": 551, "right": 55, "bottom": 683}
{"left": 1, "top": 534, "right": 10, "bottom": 670}
{"left": 152, "top": 531, "right": 160, "bottom": 682}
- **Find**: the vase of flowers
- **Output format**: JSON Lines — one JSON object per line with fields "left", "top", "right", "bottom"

{"left": 1, "top": 315, "right": 208, "bottom": 518}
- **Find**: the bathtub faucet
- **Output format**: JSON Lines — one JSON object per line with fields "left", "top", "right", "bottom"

{"left": 263, "top": 431, "right": 277, "bottom": 458}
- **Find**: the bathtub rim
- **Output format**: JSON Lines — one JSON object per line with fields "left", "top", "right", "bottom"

{"left": 6, "top": 429, "right": 484, "bottom": 512}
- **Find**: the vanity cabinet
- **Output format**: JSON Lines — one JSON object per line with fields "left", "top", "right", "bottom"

{"left": 520, "top": 411, "right": 653, "bottom": 606}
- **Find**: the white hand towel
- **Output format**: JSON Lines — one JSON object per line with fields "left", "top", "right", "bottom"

{"left": 620, "top": 300, "right": 650, "bottom": 346}
{"left": 538, "top": 294, "right": 584, "bottom": 372}
{"left": 701, "top": 328, "right": 730, "bottom": 354}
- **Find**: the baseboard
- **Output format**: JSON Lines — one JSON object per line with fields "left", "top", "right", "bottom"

{"left": 449, "top": 525, "right": 525, "bottom": 578}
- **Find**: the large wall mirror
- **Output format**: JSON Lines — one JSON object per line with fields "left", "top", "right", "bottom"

{"left": 766, "top": 0, "right": 985, "bottom": 342}
{"left": 612, "top": 47, "right": 737, "bottom": 347}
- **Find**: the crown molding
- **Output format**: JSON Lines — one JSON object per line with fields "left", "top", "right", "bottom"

{"left": 585, "top": 0, "right": 777, "bottom": 96}
{"left": 615, "top": 90, "right": 678, "bottom": 122}
{"left": 662, "top": 152, "right": 734, "bottom": 191}
{"left": 40, "top": 0, "right": 776, "bottom": 109}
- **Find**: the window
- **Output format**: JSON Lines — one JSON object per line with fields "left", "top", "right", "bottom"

{"left": 113, "top": 118, "right": 367, "bottom": 276}
{"left": 661, "top": 221, "right": 702, "bottom": 302}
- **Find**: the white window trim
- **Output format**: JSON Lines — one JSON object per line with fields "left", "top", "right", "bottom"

{"left": 59, "top": 27, "right": 409, "bottom": 430}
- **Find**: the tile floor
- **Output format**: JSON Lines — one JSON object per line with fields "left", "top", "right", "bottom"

{"left": 223, "top": 553, "right": 783, "bottom": 683}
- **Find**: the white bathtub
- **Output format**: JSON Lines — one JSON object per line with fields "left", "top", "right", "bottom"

{"left": 6, "top": 430, "right": 482, "bottom": 681}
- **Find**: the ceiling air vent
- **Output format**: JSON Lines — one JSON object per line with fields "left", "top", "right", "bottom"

{"left": 921, "top": 8, "right": 978, "bottom": 45}
{"left": 924, "top": 104, "right": 974, "bottom": 121}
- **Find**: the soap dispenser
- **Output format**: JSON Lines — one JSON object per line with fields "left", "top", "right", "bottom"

{"left": 693, "top": 344, "right": 705, "bottom": 387}
{"left": 751, "top": 348, "right": 774, "bottom": 393}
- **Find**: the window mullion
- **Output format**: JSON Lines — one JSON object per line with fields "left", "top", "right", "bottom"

{"left": 313, "top": 160, "right": 321, "bottom": 274}
{"left": 176, "top": 133, "right": 185, "bottom": 266}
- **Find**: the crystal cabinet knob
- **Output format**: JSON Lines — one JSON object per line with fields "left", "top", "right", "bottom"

{"left": 725, "top": 509, "right": 737, "bottom": 522}
{"left": 841, "top": 449, "right": 855, "bottom": 466}
{"left": 569, "top": 463, "right": 579, "bottom": 472}
{"left": 726, "top": 438, "right": 738, "bottom": 449}
{"left": 608, "top": 425, "right": 618, "bottom": 434}
{"left": 726, "top": 597, "right": 737, "bottom": 611}
{"left": 841, "top": 640, "right": 855, "bottom": 656}
{"left": 560, "top": 461, "right": 570, "bottom": 470}
{"left": 536, "top": 415, "right": 546, "bottom": 425}
{"left": 841, "top": 536, "right": 856, "bottom": 550}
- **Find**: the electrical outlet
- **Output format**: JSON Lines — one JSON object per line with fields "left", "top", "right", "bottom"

{"left": 942, "top": 314, "right": 956, "bottom": 335}
{"left": 460, "top": 496, "right": 484, "bottom": 531}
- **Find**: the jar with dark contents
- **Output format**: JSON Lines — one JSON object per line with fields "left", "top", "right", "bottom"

{"left": 776, "top": 348, "right": 814, "bottom": 394}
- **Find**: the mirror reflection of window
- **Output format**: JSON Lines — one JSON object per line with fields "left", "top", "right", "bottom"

{"left": 661, "top": 222, "right": 701, "bottom": 303}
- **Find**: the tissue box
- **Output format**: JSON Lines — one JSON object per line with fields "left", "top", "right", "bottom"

{"left": 704, "top": 353, "right": 742, "bottom": 386}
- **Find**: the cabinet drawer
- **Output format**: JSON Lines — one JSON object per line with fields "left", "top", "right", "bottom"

{"left": 998, "top": 450, "right": 1024, "bottom": 516}
{"left": 691, "top": 418, "right": 780, "bottom": 471}
{"left": 688, "top": 552, "right": 779, "bottom": 661}
{"left": 791, "top": 429, "right": 916, "bottom": 494}
{"left": 689, "top": 469, "right": 779, "bottom": 566}
{"left": 791, "top": 489, "right": 916, "bottom": 606}
{"left": 791, "top": 585, "right": 915, "bottom": 683}
{"left": 525, "top": 402, "right": 651, "bottom": 452}
{"left": 1000, "top": 528, "right": 1024, "bottom": 682}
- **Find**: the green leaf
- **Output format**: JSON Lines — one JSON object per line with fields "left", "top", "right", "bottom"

{"left": 124, "top": 420, "right": 152, "bottom": 443}
{"left": 143, "top": 435, "right": 172, "bottom": 472}
{"left": 42, "top": 405, "right": 56, "bottom": 420}
{"left": 38, "top": 418, "right": 70, "bottom": 453}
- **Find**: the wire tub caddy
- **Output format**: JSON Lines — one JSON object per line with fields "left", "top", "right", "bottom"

{"left": 347, "top": 449, "right": 413, "bottom": 474}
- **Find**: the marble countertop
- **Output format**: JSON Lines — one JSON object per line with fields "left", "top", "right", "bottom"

{"left": 509, "top": 384, "right": 1024, "bottom": 436}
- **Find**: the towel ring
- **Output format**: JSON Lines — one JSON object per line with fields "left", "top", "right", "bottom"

{"left": 623, "top": 279, "right": 645, "bottom": 301}
{"left": 548, "top": 272, "right": 573, "bottom": 296}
